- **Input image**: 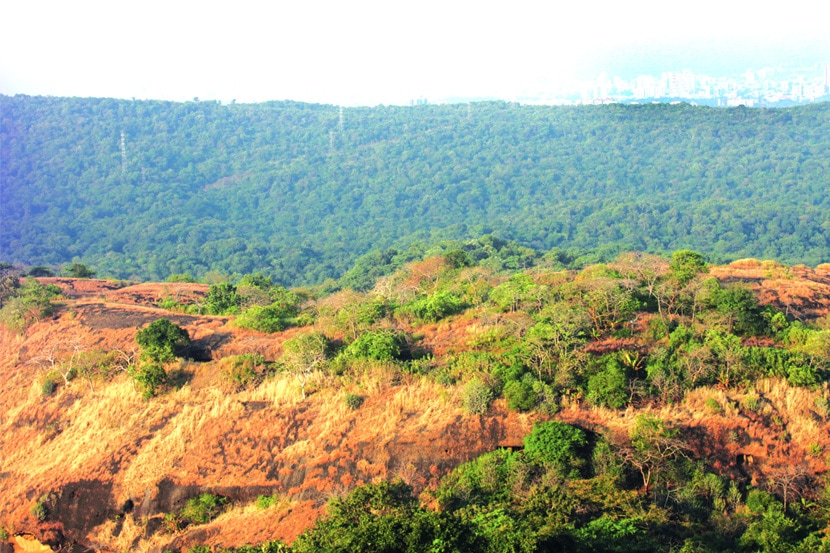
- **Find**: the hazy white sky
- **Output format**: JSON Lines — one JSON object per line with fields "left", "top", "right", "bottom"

{"left": 2, "top": 0, "right": 828, "bottom": 105}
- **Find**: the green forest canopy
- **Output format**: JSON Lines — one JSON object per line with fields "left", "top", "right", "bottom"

{"left": 2, "top": 95, "right": 829, "bottom": 285}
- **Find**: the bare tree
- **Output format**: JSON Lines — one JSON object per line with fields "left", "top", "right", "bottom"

{"left": 766, "top": 461, "right": 811, "bottom": 511}
{"left": 281, "top": 332, "right": 328, "bottom": 399}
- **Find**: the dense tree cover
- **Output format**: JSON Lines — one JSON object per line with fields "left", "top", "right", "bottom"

{"left": 3, "top": 95, "right": 829, "bottom": 284}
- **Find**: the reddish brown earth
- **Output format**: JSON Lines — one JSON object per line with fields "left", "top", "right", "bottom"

{"left": 710, "top": 259, "right": 830, "bottom": 320}
{"left": 1, "top": 272, "right": 829, "bottom": 552}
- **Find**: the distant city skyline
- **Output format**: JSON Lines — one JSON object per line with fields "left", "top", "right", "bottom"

{"left": 1, "top": 0, "right": 829, "bottom": 107}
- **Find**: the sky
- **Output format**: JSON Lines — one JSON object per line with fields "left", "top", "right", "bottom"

{"left": 2, "top": 0, "right": 829, "bottom": 106}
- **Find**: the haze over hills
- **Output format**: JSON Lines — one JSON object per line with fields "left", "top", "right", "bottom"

{"left": 2, "top": 95, "right": 830, "bottom": 284}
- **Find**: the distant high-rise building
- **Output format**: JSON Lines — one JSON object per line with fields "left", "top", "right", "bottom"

{"left": 824, "top": 64, "right": 830, "bottom": 93}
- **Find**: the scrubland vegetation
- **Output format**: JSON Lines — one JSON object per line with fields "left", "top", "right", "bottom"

{"left": 3, "top": 241, "right": 830, "bottom": 552}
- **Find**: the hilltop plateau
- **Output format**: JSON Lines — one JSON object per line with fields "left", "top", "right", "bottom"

{"left": 2, "top": 251, "right": 830, "bottom": 552}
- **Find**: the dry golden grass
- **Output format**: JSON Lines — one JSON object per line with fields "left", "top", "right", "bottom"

{"left": 123, "top": 388, "right": 244, "bottom": 494}
{"left": 729, "top": 258, "right": 763, "bottom": 269}
{"left": 9, "top": 535, "right": 53, "bottom": 552}
{"left": 245, "top": 373, "right": 305, "bottom": 408}
{"left": 91, "top": 515, "right": 148, "bottom": 553}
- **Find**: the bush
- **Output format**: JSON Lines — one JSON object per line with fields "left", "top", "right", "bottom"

{"left": 130, "top": 363, "right": 167, "bottom": 398}
{"left": 157, "top": 296, "right": 185, "bottom": 311}
{"left": 205, "top": 282, "right": 243, "bottom": 315}
{"left": 400, "top": 291, "right": 465, "bottom": 322}
{"left": 135, "top": 318, "right": 190, "bottom": 363}
{"left": 462, "top": 378, "right": 494, "bottom": 415}
{"left": 180, "top": 493, "right": 228, "bottom": 525}
{"left": 705, "top": 397, "right": 722, "bottom": 414}
{"left": 345, "top": 393, "right": 364, "bottom": 409}
{"left": 787, "top": 363, "right": 819, "bottom": 388}
{"left": 342, "top": 328, "right": 406, "bottom": 361}
{"left": 27, "top": 266, "right": 54, "bottom": 277}
{"left": 0, "top": 278, "right": 61, "bottom": 332}
{"left": 63, "top": 262, "right": 95, "bottom": 278}
{"left": 503, "top": 380, "right": 536, "bottom": 412}
{"left": 586, "top": 359, "right": 629, "bottom": 409}
{"left": 41, "top": 375, "right": 58, "bottom": 396}
{"left": 256, "top": 494, "right": 281, "bottom": 510}
{"left": 222, "top": 353, "right": 267, "bottom": 389}
{"left": 31, "top": 500, "right": 48, "bottom": 521}
{"left": 235, "top": 304, "right": 289, "bottom": 333}
{"left": 523, "top": 421, "right": 588, "bottom": 476}
{"left": 166, "top": 273, "right": 195, "bottom": 283}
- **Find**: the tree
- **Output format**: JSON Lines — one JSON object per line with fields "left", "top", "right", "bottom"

{"left": 281, "top": 331, "right": 328, "bottom": 399}
{"left": 27, "top": 266, "right": 55, "bottom": 277}
{"left": 587, "top": 358, "right": 630, "bottom": 409}
{"left": 621, "top": 414, "right": 689, "bottom": 498}
{"left": 135, "top": 318, "right": 191, "bottom": 363}
{"left": 668, "top": 250, "right": 707, "bottom": 287}
{"left": 705, "top": 329, "right": 745, "bottom": 387}
{"left": 204, "top": 282, "right": 243, "bottom": 315}
{"left": 63, "top": 262, "right": 96, "bottom": 278}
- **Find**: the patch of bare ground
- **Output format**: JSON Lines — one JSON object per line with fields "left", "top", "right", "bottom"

{"left": 710, "top": 261, "right": 830, "bottom": 319}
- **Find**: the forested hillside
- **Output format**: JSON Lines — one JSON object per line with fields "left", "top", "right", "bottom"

{"left": 2, "top": 95, "right": 829, "bottom": 284}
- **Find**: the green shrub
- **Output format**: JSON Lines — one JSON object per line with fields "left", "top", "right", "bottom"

{"left": 0, "top": 278, "right": 61, "bottom": 332}
{"left": 787, "top": 363, "right": 819, "bottom": 388}
{"left": 503, "top": 380, "right": 536, "bottom": 412}
{"left": 41, "top": 375, "right": 58, "bottom": 396}
{"left": 399, "top": 291, "right": 465, "bottom": 322}
{"left": 180, "top": 493, "right": 228, "bottom": 525}
{"left": 705, "top": 397, "right": 722, "bottom": 414}
{"left": 222, "top": 353, "right": 266, "bottom": 389}
{"left": 31, "top": 500, "right": 48, "bottom": 521}
{"left": 135, "top": 318, "right": 191, "bottom": 363}
{"left": 63, "top": 261, "right": 96, "bottom": 278}
{"left": 166, "top": 273, "right": 196, "bottom": 283}
{"left": 130, "top": 363, "right": 167, "bottom": 398}
{"left": 345, "top": 393, "right": 364, "bottom": 410}
{"left": 161, "top": 511, "right": 183, "bottom": 534}
{"left": 342, "top": 328, "right": 406, "bottom": 361}
{"left": 586, "top": 360, "right": 629, "bottom": 409}
{"left": 235, "top": 304, "right": 289, "bottom": 333}
{"left": 205, "top": 282, "right": 243, "bottom": 315}
{"left": 256, "top": 494, "right": 281, "bottom": 510}
{"left": 745, "top": 489, "right": 775, "bottom": 514}
{"left": 157, "top": 296, "right": 185, "bottom": 311}
{"left": 462, "top": 378, "right": 493, "bottom": 415}
{"left": 523, "top": 421, "right": 588, "bottom": 476}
